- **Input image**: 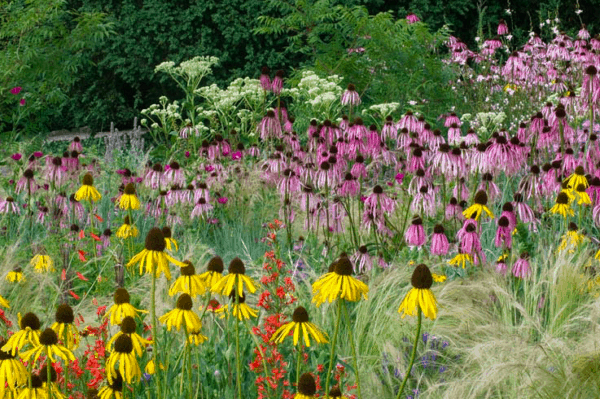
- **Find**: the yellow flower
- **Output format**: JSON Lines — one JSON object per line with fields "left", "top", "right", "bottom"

{"left": 447, "top": 252, "right": 473, "bottom": 268}
{"left": 215, "top": 292, "right": 259, "bottom": 321}
{"left": 16, "top": 374, "right": 47, "bottom": 399}
{"left": 564, "top": 166, "right": 588, "bottom": 190}
{"left": 0, "top": 295, "right": 8, "bottom": 309}
{"left": 115, "top": 216, "right": 139, "bottom": 239}
{"left": 98, "top": 372, "right": 124, "bottom": 399}
{"left": 211, "top": 257, "right": 258, "bottom": 297}
{"left": 74, "top": 173, "right": 102, "bottom": 202}
{"left": 5, "top": 267, "right": 24, "bottom": 283}
{"left": 398, "top": 264, "right": 438, "bottom": 320}
{"left": 105, "top": 334, "right": 141, "bottom": 384}
{"left": 431, "top": 273, "right": 447, "bottom": 283}
{"left": 0, "top": 338, "right": 27, "bottom": 396}
{"left": 52, "top": 304, "right": 79, "bottom": 350}
{"left": 30, "top": 254, "right": 54, "bottom": 273}
{"left": 575, "top": 184, "right": 592, "bottom": 205}
{"left": 198, "top": 256, "right": 224, "bottom": 291}
{"left": 159, "top": 294, "right": 202, "bottom": 332}
{"left": 162, "top": 227, "right": 178, "bottom": 251}
{"left": 462, "top": 191, "right": 494, "bottom": 220}
{"left": 40, "top": 364, "right": 63, "bottom": 399}
{"left": 20, "top": 328, "right": 76, "bottom": 363}
{"left": 2, "top": 312, "right": 41, "bottom": 356}
{"left": 558, "top": 223, "right": 586, "bottom": 252}
{"left": 549, "top": 192, "right": 574, "bottom": 218}
{"left": 106, "top": 288, "right": 148, "bottom": 326}
{"left": 106, "top": 317, "right": 151, "bottom": 357}
{"left": 169, "top": 260, "right": 207, "bottom": 297}
{"left": 126, "top": 228, "right": 186, "bottom": 280}
{"left": 296, "top": 373, "right": 317, "bottom": 399}
{"left": 325, "top": 386, "right": 350, "bottom": 399}
{"left": 270, "top": 306, "right": 328, "bottom": 347}
{"left": 118, "top": 183, "right": 140, "bottom": 210}
{"left": 312, "top": 255, "right": 369, "bottom": 307}
{"left": 187, "top": 329, "right": 208, "bottom": 346}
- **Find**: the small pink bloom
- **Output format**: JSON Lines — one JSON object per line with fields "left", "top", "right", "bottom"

{"left": 10, "top": 86, "right": 22, "bottom": 95}
{"left": 11, "top": 153, "right": 22, "bottom": 161}
{"left": 33, "top": 151, "right": 43, "bottom": 158}
{"left": 19, "top": 98, "right": 25, "bottom": 106}
{"left": 185, "top": 151, "right": 190, "bottom": 158}
{"left": 217, "top": 197, "right": 228, "bottom": 205}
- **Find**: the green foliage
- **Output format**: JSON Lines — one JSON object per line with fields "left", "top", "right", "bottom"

{"left": 0, "top": 0, "right": 113, "bottom": 136}
{"left": 256, "top": 1, "right": 455, "bottom": 118}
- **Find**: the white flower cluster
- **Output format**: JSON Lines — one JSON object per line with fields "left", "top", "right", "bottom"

{"left": 141, "top": 97, "right": 182, "bottom": 121}
{"left": 463, "top": 112, "right": 506, "bottom": 136}
{"left": 155, "top": 56, "right": 219, "bottom": 80}
{"left": 289, "top": 70, "right": 343, "bottom": 110}
{"left": 366, "top": 102, "right": 400, "bottom": 117}
{"left": 196, "top": 78, "right": 263, "bottom": 114}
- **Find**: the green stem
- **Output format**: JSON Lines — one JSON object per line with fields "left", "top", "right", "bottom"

{"left": 342, "top": 299, "right": 362, "bottom": 399}
{"left": 324, "top": 299, "right": 343, "bottom": 396}
{"left": 64, "top": 330, "right": 70, "bottom": 394}
{"left": 151, "top": 272, "right": 161, "bottom": 396}
{"left": 235, "top": 310, "right": 242, "bottom": 399}
{"left": 296, "top": 345, "right": 302, "bottom": 389}
{"left": 46, "top": 349, "right": 52, "bottom": 399}
{"left": 395, "top": 308, "right": 422, "bottom": 399}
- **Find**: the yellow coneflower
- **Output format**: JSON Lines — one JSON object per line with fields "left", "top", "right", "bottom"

{"left": 549, "top": 192, "right": 574, "bottom": 218}
{"left": 74, "top": 173, "right": 102, "bottom": 202}
{"left": 16, "top": 374, "right": 46, "bottom": 399}
{"left": 575, "top": 183, "right": 592, "bottom": 205}
{"left": 143, "top": 358, "right": 164, "bottom": 375}
{"left": 558, "top": 222, "right": 586, "bottom": 252}
{"left": 118, "top": 183, "right": 140, "bottom": 210}
{"left": 564, "top": 166, "right": 588, "bottom": 189}
{"left": 159, "top": 294, "right": 202, "bottom": 332}
{"left": 126, "top": 228, "right": 186, "bottom": 280}
{"left": 221, "top": 292, "right": 259, "bottom": 320}
{"left": 187, "top": 329, "right": 208, "bottom": 346}
{"left": 0, "top": 295, "right": 8, "bottom": 309}
{"left": 398, "top": 264, "right": 438, "bottom": 320}
{"left": 325, "top": 386, "right": 350, "bottom": 399}
{"left": 462, "top": 190, "right": 494, "bottom": 220}
{"left": 106, "top": 317, "right": 150, "bottom": 357}
{"left": 30, "top": 254, "right": 54, "bottom": 273}
{"left": 2, "top": 312, "right": 41, "bottom": 355}
{"left": 20, "top": 328, "right": 76, "bottom": 363}
{"left": 162, "top": 227, "right": 178, "bottom": 251}
{"left": 98, "top": 370, "right": 124, "bottom": 399}
{"left": 5, "top": 267, "right": 24, "bottom": 283}
{"left": 447, "top": 252, "right": 473, "bottom": 268}
{"left": 40, "top": 364, "right": 63, "bottom": 399}
{"left": 296, "top": 373, "right": 317, "bottom": 399}
{"left": 105, "top": 334, "right": 141, "bottom": 384}
{"left": 312, "top": 255, "right": 369, "bottom": 307}
{"left": 270, "top": 306, "right": 328, "bottom": 347}
{"left": 51, "top": 304, "right": 79, "bottom": 350}
{"left": 0, "top": 338, "right": 27, "bottom": 397}
{"left": 198, "top": 256, "right": 224, "bottom": 291}
{"left": 169, "top": 260, "right": 206, "bottom": 297}
{"left": 106, "top": 288, "right": 148, "bottom": 326}
{"left": 115, "top": 216, "right": 139, "bottom": 239}
{"left": 211, "top": 257, "right": 258, "bottom": 298}
{"left": 431, "top": 273, "right": 447, "bottom": 283}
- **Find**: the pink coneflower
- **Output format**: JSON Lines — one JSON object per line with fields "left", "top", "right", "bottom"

{"left": 364, "top": 185, "right": 396, "bottom": 215}
{"left": 582, "top": 65, "right": 600, "bottom": 106}
{"left": 512, "top": 193, "right": 536, "bottom": 223}
{"left": 405, "top": 216, "right": 426, "bottom": 247}
{"left": 495, "top": 216, "right": 512, "bottom": 248}
{"left": 163, "top": 161, "right": 185, "bottom": 186}
{"left": 497, "top": 19, "right": 509, "bottom": 35}
{"left": 459, "top": 219, "right": 481, "bottom": 255}
{"left": 411, "top": 185, "right": 436, "bottom": 217}
{"left": 445, "top": 197, "right": 462, "bottom": 220}
{"left": 407, "top": 147, "right": 426, "bottom": 172}
{"left": 68, "top": 194, "right": 85, "bottom": 221}
{"left": 36, "top": 206, "right": 49, "bottom": 224}
{"left": 339, "top": 173, "right": 359, "bottom": 197}
{"left": 314, "top": 161, "right": 335, "bottom": 189}
{"left": 495, "top": 256, "right": 508, "bottom": 276}
{"left": 447, "top": 123, "right": 462, "bottom": 145}
{"left": 452, "top": 178, "right": 469, "bottom": 202}
{"left": 259, "top": 66, "right": 271, "bottom": 91}
{"left": 15, "top": 169, "right": 38, "bottom": 194}
{"left": 258, "top": 110, "right": 282, "bottom": 140}
{"left": 350, "top": 155, "right": 367, "bottom": 180}
{"left": 0, "top": 197, "right": 20, "bottom": 215}
{"left": 406, "top": 12, "right": 420, "bottom": 24}
{"left": 145, "top": 163, "right": 164, "bottom": 189}
{"left": 352, "top": 245, "right": 372, "bottom": 274}
{"left": 444, "top": 112, "right": 461, "bottom": 127}
{"left": 69, "top": 136, "right": 83, "bottom": 152}
{"left": 479, "top": 173, "right": 500, "bottom": 202}
{"left": 271, "top": 70, "right": 284, "bottom": 95}
{"left": 179, "top": 123, "right": 199, "bottom": 138}
{"left": 512, "top": 252, "right": 531, "bottom": 279}
{"left": 341, "top": 83, "right": 361, "bottom": 106}
{"left": 430, "top": 224, "right": 449, "bottom": 255}
{"left": 396, "top": 111, "right": 420, "bottom": 133}
{"left": 381, "top": 116, "right": 397, "bottom": 141}
{"left": 101, "top": 228, "right": 112, "bottom": 248}
{"left": 44, "top": 156, "right": 66, "bottom": 186}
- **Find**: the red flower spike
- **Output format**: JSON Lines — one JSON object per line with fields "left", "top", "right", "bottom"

{"left": 69, "top": 290, "right": 80, "bottom": 300}
{"left": 78, "top": 230, "right": 85, "bottom": 239}
{"left": 76, "top": 271, "right": 88, "bottom": 281}
{"left": 93, "top": 214, "right": 103, "bottom": 222}
{"left": 61, "top": 269, "right": 67, "bottom": 281}
{"left": 78, "top": 250, "right": 87, "bottom": 262}
{"left": 90, "top": 232, "right": 101, "bottom": 241}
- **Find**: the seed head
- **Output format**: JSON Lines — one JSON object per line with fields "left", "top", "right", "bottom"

{"left": 120, "top": 316, "right": 137, "bottom": 334}
{"left": 114, "top": 288, "right": 130, "bottom": 304}
{"left": 113, "top": 334, "right": 134, "bottom": 353}
{"left": 298, "top": 373, "right": 317, "bottom": 396}
{"left": 56, "top": 304, "right": 74, "bottom": 324}
{"left": 228, "top": 257, "right": 245, "bottom": 274}
{"left": 208, "top": 256, "right": 224, "bottom": 273}
{"left": 145, "top": 228, "right": 166, "bottom": 251}
{"left": 39, "top": 328, "right": 59, "bottom": 346}
{"left": 411, "top": 264, "right": 433, "bottom": 289}
{"left": 176, "top": 294, "right": 193, "bottom": 310}
{"left": 82, "top": 173, "right": 94, "bottom": 186}
{"left": 20, "top": 312, "right": 41, "bottom": 330}
{"left": 292, "top": 306, "right": 309, "bottom": 323}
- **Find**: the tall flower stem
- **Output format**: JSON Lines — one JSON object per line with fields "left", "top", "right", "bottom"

{"left": 324, "top": 299, "right": 343, "bottom": 396}
{"left": 64, "top": 330, "right": 70, "bottom": 394}
{"left": 243, "top": 319, "right": 271, "bottom": 397}
{"left": 395, "top": 308, "right": 422, "bottom": 399}
{"left": 46, "top": 349, "right": 52, "bottom": 399}
{"left": 235, "top": 292, "right": 242, "bottom": 399}
{"left": 150, "top": 272, "right": 161, "bottom": 396}
{"left": 296, "top": 344, "right": 302, "bottom": 389}
{"left": 342, "top": 299, "right": 362, "bottom": 399}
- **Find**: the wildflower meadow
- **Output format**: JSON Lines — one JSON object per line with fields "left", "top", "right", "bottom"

{"left": 2, "top": 3, "right": 600, "bottom": 399}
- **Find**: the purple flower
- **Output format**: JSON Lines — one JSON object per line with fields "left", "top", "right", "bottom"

{"left": 33, "top": 151, "right": 43, "bottom": 158}
{"left": 185, "top": 151, "right": 190, "bottom": 158}
{"left": 217, "top": 197, "right": 228, "bottom": 205}
{"left": 231, "top": 151, "right": 242, "bottom": 160}
{"left": 10, "top": 86, "right": 21, "bottom": 95}
{"left": 395, "top": 173, "right": 405, "bottom": 184}
{"left": 11, "top": 153, "right": 22, "bottom": 161}
{"left": 19, "top": 98, "right": 26, "bottom": 106}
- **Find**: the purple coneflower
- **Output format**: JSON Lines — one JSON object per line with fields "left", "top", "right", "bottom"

{"left": 69, "top": 137, "right": 83, "bottom": 152}
{"left": 405, "top": 216, "right": 426, "bottom": 247}
{"left": 271, "top": 70, "right": 284, "bottom": 95}
{"left": 352, "top": 245, "right": 372, "bottom": 274}
{"left": 259, "top": 66, "right": 271, "bottom": 91}
{"left": 512, "top": 252, "right": 531, "bottom": 279}
{"left": 15, "top": 169, "right": 37, "bottom": 195}
{"left": 430, "top": 224, "right": 449, "bottom": 255}
{"left": 258, "top": 110, "right": 282, "bottom": 140}
{"left": 458, "top": 219, "right": 481, "bottom": 255}
{"left": 341, "top": 83, "right": 361, "bottom": 106}
{"left": 0, "top": 197, "right": 20, "bottom": 215}
{"left": 494, "top": 216, "right": 512, "bottom": 249}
